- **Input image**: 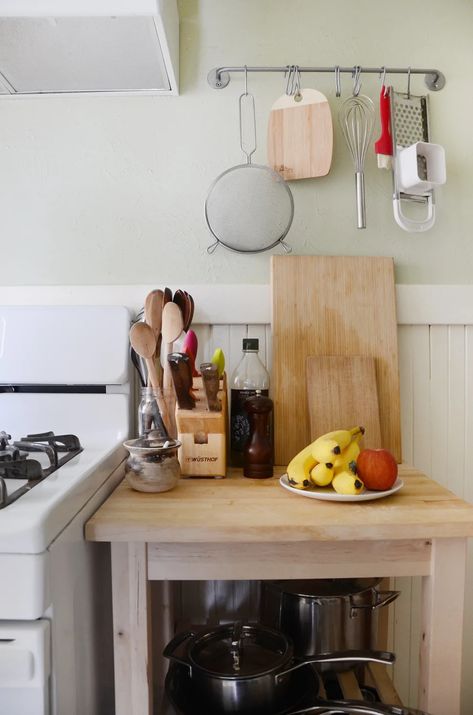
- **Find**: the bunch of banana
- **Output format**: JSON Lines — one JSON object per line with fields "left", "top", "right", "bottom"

{"left": 287, "top": 426, "right": 365, "bottom": 494}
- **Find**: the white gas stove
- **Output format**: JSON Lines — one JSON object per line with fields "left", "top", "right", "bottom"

{"left": 0, "top": 305, "right": 131, "bottom": 715}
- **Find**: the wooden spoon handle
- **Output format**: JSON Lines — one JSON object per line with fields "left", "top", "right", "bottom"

{"left": 145, "top": 356, "right": 172, "bottom": 432}
{"left": 146, "top": 356, "right": 160, "bottom": 389}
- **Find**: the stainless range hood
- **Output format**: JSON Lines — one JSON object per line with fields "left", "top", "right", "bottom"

{"left": 0, "top": 0, "right": 179, "bottom": 96}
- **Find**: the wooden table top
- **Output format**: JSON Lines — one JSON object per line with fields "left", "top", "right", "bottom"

{"left": 85, "top": 465, "right": 473, "bottom": 544}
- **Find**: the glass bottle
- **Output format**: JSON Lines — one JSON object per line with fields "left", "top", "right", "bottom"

{"left": 138, "top": 386, "right": 177, "bottom": 441}
{"left": 230, "top": 338, "right": 269, "bottom": 467}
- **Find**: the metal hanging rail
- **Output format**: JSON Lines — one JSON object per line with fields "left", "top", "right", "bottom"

{"left": 207, "top": 65, "right": 446, "bottom": 92}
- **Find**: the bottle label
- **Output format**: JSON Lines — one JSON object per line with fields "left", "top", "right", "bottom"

{"left": 230, "top": 389, "right": 269, "bottom": 454}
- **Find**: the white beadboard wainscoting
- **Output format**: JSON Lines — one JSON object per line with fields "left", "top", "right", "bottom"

{"left": 3, "top": 284, "right": 473, "bottom": 712}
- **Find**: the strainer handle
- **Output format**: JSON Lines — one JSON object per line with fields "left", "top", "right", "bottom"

{"left": 239, "top": 92, "right": 257, "bottom": 164}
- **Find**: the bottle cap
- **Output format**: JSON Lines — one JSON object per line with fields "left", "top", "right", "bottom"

{"left": 243, "top": 338, "right": 259, "bottom": 351}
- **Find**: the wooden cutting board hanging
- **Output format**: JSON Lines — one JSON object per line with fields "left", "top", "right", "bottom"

{"left": 267, "top": 88, "right": 333, "bottom": 181}
{"left": 306, "top": 355, "right": 382, "bottom": 450}
{"left": 271, "top": 256, "right": 402, "bottom": 465}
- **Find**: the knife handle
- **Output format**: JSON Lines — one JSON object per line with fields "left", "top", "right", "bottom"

{"left": 167, "top": 353, "right": 196, "bottom": 410}
{"left": 200, "top": 362, "right": 222, "bottom": 412}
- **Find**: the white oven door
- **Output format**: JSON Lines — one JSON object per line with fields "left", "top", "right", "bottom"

{"left": 0, "top": 619, "right": 50, "bottom": 715}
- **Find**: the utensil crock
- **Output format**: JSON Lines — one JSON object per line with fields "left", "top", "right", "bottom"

{"left": 123, "top": 437, "right": 181, "bottom": 493}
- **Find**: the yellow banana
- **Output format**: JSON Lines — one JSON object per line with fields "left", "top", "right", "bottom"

{"left": 287, "top": 444, "right": 317, "bottom": 489}
{"left": 322, "top": 426, "right": 365, "bottom": 450}
{"left": 332, "top": 440, "right": 361, "bottom": 471}
{"left": 332, "top": 470, "right": 365, "bottom": 495}
{"left": 311, "top": 438, "right": 341, "bottom": 463}
{"left": 310, "top": 462, "right": 335, "bottom": 487}
{"left": 311, "top": 426, "right": 364, "bottom": 462}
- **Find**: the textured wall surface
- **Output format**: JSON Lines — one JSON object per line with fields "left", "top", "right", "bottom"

{"left": 1, "top": 0, "right": 472, "bottom": 285}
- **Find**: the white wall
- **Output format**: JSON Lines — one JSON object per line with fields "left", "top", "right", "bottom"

{"left": 1, "top": 0, "right": 472, "bottom": 287}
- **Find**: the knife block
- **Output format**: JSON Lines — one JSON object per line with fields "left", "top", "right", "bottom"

{"left": 175, "top": 374, "right": 227, "bottom": 478}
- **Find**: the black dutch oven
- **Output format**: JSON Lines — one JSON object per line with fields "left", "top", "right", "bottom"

{"left": 163, "top": 622, "right": 396, "bottom": 715}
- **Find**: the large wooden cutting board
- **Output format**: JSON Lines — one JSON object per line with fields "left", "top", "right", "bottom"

{"left": 306, "top": 355, "right": 382, "bottom": 450}
{"left": 271, "top": 256, "right": 401, "bottom": 465}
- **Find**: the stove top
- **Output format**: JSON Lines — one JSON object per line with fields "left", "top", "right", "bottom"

{"left": 0, "top": 430, "right": 83, "bottom": 509}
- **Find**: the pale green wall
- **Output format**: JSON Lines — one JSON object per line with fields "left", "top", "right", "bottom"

{"left": 1, "top": 0, "right": 472, "bottom": 285}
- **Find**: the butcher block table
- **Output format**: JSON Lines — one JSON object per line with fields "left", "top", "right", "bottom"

{"left": 86, "top": 465, "right": 473, "bottom": 715}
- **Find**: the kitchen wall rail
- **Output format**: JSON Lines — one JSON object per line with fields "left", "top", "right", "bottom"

{"left": 207, "top": 65, "right": 446, "bottom": 91}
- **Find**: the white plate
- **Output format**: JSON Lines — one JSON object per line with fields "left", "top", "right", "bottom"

{"left": 279, "top": 474, "right": 404, "bottom": 502}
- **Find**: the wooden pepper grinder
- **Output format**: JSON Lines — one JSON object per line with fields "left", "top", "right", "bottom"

{"left": 243, "top": 390, "right": 273, "bottom": 478}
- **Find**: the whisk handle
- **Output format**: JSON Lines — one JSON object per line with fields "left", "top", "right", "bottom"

{"left": 355, "top": 171, "right": 366, "bottom": 229}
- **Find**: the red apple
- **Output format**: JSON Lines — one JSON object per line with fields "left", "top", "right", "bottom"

{"left": 356, "top": 449, "right": 398, "bottom": 491}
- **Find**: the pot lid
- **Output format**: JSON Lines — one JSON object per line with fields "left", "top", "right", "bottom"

{"left": 269, "top": 578, "right": 381, "bottom": 598}
{"left": 188, "top": 622, "right": 291, "bottom": 678}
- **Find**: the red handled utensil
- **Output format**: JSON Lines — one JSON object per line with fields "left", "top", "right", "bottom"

{"left": 374, "top": 85, "right": 393, "bottom": 169}
{"left": 182, "top": 330, "right": 199, "bottom": 377}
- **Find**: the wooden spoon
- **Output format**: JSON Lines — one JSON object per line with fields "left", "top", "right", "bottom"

{"left": 144, "top": 289, "right": 164, "bottom": 340}
{"left": 144, "top": 289, "right": 164, "bottom": 384}
{"left": 129, "top": 322, "right": 160, "bottom": 388}
{"left": 129, "top": 321, "right": 171, "bottom": 433}
{"left": 173, "top": 289, "right": 191, "bottom": 332}
{"left": 185, "top": 291, "right": 195, "bottom": 329}
{"left": 162, "top": 302, "right": 184, "bottom": 389}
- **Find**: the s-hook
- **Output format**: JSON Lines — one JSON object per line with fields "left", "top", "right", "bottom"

{"left": 334, "top": 65, "right": 341, "bottom": 98}
{"left": 352, "top": 65, "right": 362, "bottom": 96}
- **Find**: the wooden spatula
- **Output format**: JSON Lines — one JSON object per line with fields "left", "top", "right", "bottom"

{"left": 144, "top": 289, "right": 164, "bottom": 384}
{"left": 268, "top": 88, "right": 333, "bottom": 181}
{"left": 162, "top": 302, "right": 184, "bottom": 390}
{"left": 306, "top": 355, "right": 382, "bottom": 449}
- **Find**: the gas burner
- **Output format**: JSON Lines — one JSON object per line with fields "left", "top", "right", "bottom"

{"left": 0, "top": 430, "right": 83, "bottom": 509}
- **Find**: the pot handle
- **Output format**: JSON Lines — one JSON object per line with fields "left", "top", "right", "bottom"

{"left": 162, "top": 630, "right": 196, "bottom": 671}
{"left": 276, "top": 649, "right": 395, "bottom": 682}
{"left": 350, "top": 590, "right": 400, "bottom": 617}
{"left": 289, "top": 704, "right": 405, "bottom": 715}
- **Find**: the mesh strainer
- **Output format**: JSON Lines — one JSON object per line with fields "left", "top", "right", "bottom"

{"left": 205, "top": 82, "right": 294, "bottom": 254}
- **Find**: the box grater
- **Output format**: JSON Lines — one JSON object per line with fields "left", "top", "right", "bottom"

{"left": 390, "top": 89, "right": 436, "bottom": 232}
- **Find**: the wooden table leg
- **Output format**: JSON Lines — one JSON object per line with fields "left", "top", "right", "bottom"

{"left": 111, "top": 542, "right": 153, "bottom": 715}
{"left": 419, "top": 538, "right": 467, "bottom": 715}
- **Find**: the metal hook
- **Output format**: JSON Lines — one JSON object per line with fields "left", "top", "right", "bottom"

{"left": 379, "top": 66, "right": 389, "bottom": 97}
{"left": 334, "top": 65, "right": 341, "bottom": 98}
{"left": 406, "top": 66, "right": 411, "bottom": 98}
{"left": 352, "top": 65, "right": 362, "bottom": 96}
{"left": 293, "top": 65, "right": 302, "bottom": 102}
{"left": 285, "top": 65, "right": 295, "bottom": 96}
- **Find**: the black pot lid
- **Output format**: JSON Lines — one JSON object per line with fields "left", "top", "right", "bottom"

{"left": 268, "top": 578, "right": 381, "bottom": 598}
{"left": 188, "top": 623, "right": 291, "bottom": 678}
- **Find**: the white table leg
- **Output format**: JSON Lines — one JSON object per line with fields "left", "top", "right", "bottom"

{"left": 419, "top": 538, "right": 467, "bottom": 715}
{"left": 111, "top": 542, "right": 153, "bottom": 715}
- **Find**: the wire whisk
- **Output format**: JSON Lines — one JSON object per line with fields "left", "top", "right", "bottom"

{"left": 339, "top": 95, "right": 375, "bottom": 229}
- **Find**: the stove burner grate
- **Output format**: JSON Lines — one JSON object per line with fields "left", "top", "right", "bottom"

{"left": 0, "top": 430, "right": 83, "bottom": 509}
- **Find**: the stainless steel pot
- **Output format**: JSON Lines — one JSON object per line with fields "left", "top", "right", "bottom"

{"left": 291, "top": 706, "right": 434, "bottom": 715}
{"left": 260, "top": 579, "right": 399, "bottom": 670}
{"left": 163, "top": 622, "right": 395, "bottom": 715}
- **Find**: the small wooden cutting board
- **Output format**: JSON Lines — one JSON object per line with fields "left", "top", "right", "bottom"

{"left": 306, "top": 355, "right": 382, "bottom": 450}
{"left": 267, "top": 88, "right": 333, "bottom": 181}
